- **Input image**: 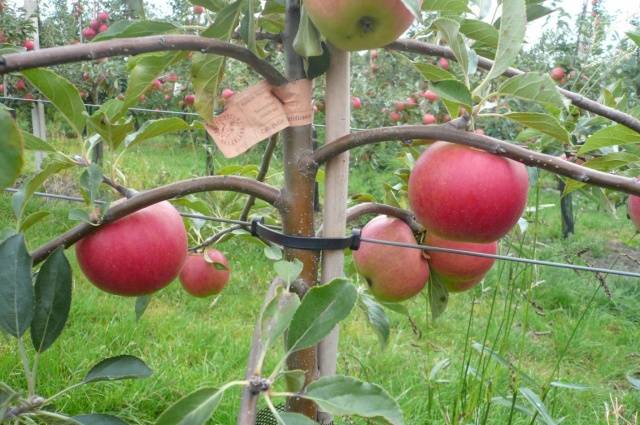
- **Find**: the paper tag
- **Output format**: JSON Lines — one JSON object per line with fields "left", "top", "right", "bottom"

{"left": 206, "top": 79, "right": 313, "bottom": 158}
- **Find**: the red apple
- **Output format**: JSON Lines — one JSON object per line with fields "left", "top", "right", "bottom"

{"left": 304, "top": 0, "right": 422, "bottom": 51}
{"left": 353, "top": 215, "right": 429, "bottom": 302}
{"left": 23, "top": 93, "right": 34, "bottom": 101}
{"left": 23, "top": 40, "right": 35, "bottom": 51}
{"left": 98, "top": 24, "right": 109, "bottom": 33}
{"left": 370, "top": 49, "right": 379, "bottom": 60}
{"left": 423, "top": 90, "right": 439, "bottom": 102}
{"left": 438, "top": 57, "right": 449, "bottom": 69}
{"left": 352, "top": 96, "right": 362, "bottom": 109}
{"left": 221, "top": 88, "right": 235, "bottom": 99}
{"left": 90, "top": 19, "right": 101, "bottom": 31}
{"left": 550, "top": 67, "right": 566, "bottom": 82}
{"left": 389, "top": 111, "right": 402, "bottom": 122}
{"left": 76, "top": 201, "right": 188, "bottom": 296}
{"left": 422, "top": 113, "right": 436, "bottom": 125}
{"left": 184, "top": 94, "right": 196, "bottom": 105}
{"left": 138, "top": 94, "right": 146, "bottom": 102}
{"left": 629, "top": 194, "right": 640, "bottom": 231}
{"left": 15, "top": 79, "right": 26, "bottom": 91}
{"left": 82, "top": 27, "right": 97, "bottom": 40}
{"left": 405, "top": 96, "right": 417, "bottom": 107}
{"left": 0, "top": 83, "right": 4, "bottom": 92}
{"left": 152, "top": 79, "right": 163, "bottom": 90}
{"left": 408, "top": 142, "right": 529, "bottom": 243}
{"left": 164, "top": 94, "right": 172, "bottom": 101}
{"left": 426, "top": 234, "right": 497, "bottom": 292}
{"left": 193, "top": 5, "right": 205, "bottom": 14}
{"left": 166, "top": 72, "right": 178, "bottom": 83}
{"left": 98, "top": 11, "right": 109, "bottom": 21}
{"left": 179, "top": 249, "right": 231, "bottom": 297}
{"left": 394, "top": 101, "right": 405, "bottom": 112}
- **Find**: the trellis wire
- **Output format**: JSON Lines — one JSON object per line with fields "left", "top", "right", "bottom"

{"left": 3, "top": 188, "right": 639, "bottom": 279}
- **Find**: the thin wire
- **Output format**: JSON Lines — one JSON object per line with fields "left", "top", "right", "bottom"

{"left": 3, "top": 188, "right": 639, "bottom": 278}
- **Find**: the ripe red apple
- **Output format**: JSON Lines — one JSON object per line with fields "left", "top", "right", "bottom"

{"left": 628, "top": 194, "right": 640, "bottom": 230}
{"left": 304, "top": 0, "right": 422, "bottom": 51}
{"left": 152, "top": 79, "right": 163, "bottom": 90}
{"left": 550, "top": 67, "right": 566, "bottom": 81}
{"left": 408, "top": 142, "right": 529, "bottom": 243}
{"left": 15, "top": 79, "right": 26, "bottom": 91}
{"left": 422, "top": 113, "right": 436, "bottom": 125}
{"left": 353, "top": 216, "right": 429, "bottom": 302}
{"left": 179, "top": 249, "right": 231, "bottom": 297}
{"left": 23, "top": 93, "right": 34, "bottom": 101}
{"left": 352, "top": 96, "right": 362, "bottom": 109}
{"left": 82, "top": 27, "right": 97, "bottom": 40}
{"left": 221, "top": 88, "right": 234, "bottom": 99}
{"left": 423, "top": 90, "right": 439, "bottom": 102}
{"left": 23, "top": 40, "right": 35, "bottom": 51}
{"left": 438, "top": 57, "right": 449, "bottom": 69}
{"left": 389, "top": 111, "right": 402, "bottom": 122}
{"left": 166, "top": 72, "right": 178, "bottom": 83}
{"left": 79, "top": 91, "right": 88, "bottom": 99}
{"left": 0, "top": 83, "right": 4, "bottom": 93}
{"left": 76, "top": 201, "right": 188, "bottom": 296}
{"left": 426, "top": 234, "right": 497, "bottom": 292}
{"left": 98, "top": 11, "right": 109, "bottom": 21}
{"left": 394, "top": 101, "right": 405, "bottom": 112}
{"left": 405, "top": 96, "right": 417, "bottom": 107}
{"left": 90, "top": 19, "right": 101, "bottom": 31}
{"left": 164, "top": 94, "right": 172, "bottom": 101}
{"left": 193, "top": 5, "right": 205, "bottom": 14}
{"left": 184, "top": 94, "right": 196, "bottom": 105}
{"left": 98, "top": 24, "right": 109, "bottom": 33}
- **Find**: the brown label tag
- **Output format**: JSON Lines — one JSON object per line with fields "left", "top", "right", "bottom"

{"left": 206, "top": 79, "right": 313, "bottom": 158}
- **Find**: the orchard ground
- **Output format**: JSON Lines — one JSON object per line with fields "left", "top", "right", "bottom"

{"left": 0, "top": 133, "right": 639, "bottom": 424}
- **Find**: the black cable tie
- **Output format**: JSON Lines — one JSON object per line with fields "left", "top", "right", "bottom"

{"left": 250, "top": 217, "right": 360, "bottom": 252}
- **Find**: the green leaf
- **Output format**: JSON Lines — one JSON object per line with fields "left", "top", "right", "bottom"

{"left": 519, "top": 387, "right": 558, "bottom": 425}
{"left": 135, "top": 295, "right": 152, "bottom": 321}
{"left": 260, "top": 286, "right": 300, "bottom": 351}
{"left": 433, "top": 19, "right": 468, "bottom": 76}
{"left": 193, "top": 0, "right": 226, "bottom": 12}
{"left": 274, "top": 259, "right": 303, "bottom": 285}
{"left": 491, "top": 396, "right": 534, "bottom": 416}
{"left": 123, "top": 52, "right": 183, "bottom": 114}
{"left": 22, "top": 68, "right": 87, "bottom": 138}
{"left": 549, "top": 381, "right": 589, "bottom": 391}
{"left": 277, "top": 369, "right": 306, "bottom": 393}
{"left": 422, "top": 0, "right": 470, "bottom": 14}
{"left": 287, "top": 278, "right": 357, "bottom": 352}
{"left": 0, "top": 107, "right": 24, "bottom": 190}
{"left": 0, "top": 234, "right": 34, "bottom": 338}
{"left": 306, "top": 42, "right": 331, "bottom": 79}
{"left": 84, "top": 355, "right": 153, "bottom": 383}
{"left": 22, "top": 131, "right": 56, "bottom": 152}
{"left": 278, "top": 412, "right": 318, "bottom": 425}
{"left": 359, "top": 294, "right": 390, "bottom": 347}
{"left": 400, "top": 0, "right": 421, "bottom": 19}
{"left": 579, "top": 124, "right": 640, "bottom": 154}
{"left": 155, "top": 387, "right": 223, "bottom": 425}
{"left": 497, "top": 72, "right": 564, "bottom": 110}
{"left": 30, "top": 248, "right": 72, "bottom": 352}
{"left": 264, "top": 244, "right": 283, "bottom": 261}
{"left": 476, "top": 0, "right": 526, "bottom": 93}
{"left": 72, "top": 414, "right": 128, "bottom": 425}
{"left": 428, "top": 276, "right": 449, "bottom": 320}
{"left": 293, "top": 5, "right": 323, "bottom": 57}
{"left": 626, "top": 372, "right": 640, "bottom": 390}
{"left": 19, "top": 210, "right": 50, "bottom": 233}
{"left": 472, "top": 342, "right": 537, "bottom": 386}
{"left": 303, "top": 375, "right": 404, "bottom": 425}
{"left": 628, "top": 31, "right": 640, "bottom": 48}
{"left": 413, "top": 63, "right": 455, "bottom": 82}
{"left": 431, "top": 79, "right": 472, "bottom": 107}
{"left": 79, "top": 163, "right": 103, "bottom": 205}
{"left": 126, "top": 0, "right": 146, "bottom": 18}
{"left": 503, "top": 112, "right": 570, "bottom": 143}
{"left": 460, "top": 19, "right": 499, "bottom": 48}
{"left": 92, "top": 20, "right": 177, "bottom": 42}
{"left": 124, "top": 118, "right": 190, "bottom": 149}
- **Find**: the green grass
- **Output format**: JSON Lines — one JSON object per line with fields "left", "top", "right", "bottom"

{"left": 1, "top": 137, "right": 639, "bottom": 424}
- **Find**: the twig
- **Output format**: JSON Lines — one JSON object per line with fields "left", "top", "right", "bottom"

{"left": 240, "top": 134, "right": 279, "bottom": 221}
{"left": 345, "top": 202, "right": 423, "bottom": 233}
{"left": 189, "top": 224, "right": 243, "bottom": 252}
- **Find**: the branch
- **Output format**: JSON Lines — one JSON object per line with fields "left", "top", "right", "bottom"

{"left": 101, "top": 175, "right": 136, "bottom": 198}
{"left": 31, "top": 176, "right": 282, "bottom": 264}
{"left": 189, "top": 224, "right": 243, "bottom": 253}
{"left": 388, "top": 39, "right": 640, "bottom": 134}
{"left": 240, "top": 134, "right": 279, "bottom": 221}
{"left": 0, "top": 35, "right": 287, "bottom": 86}
{"left": 308, "top": 125, "right": 640, "bottom": 196}
{"left": 346, "top": 202, "right": 423, "bottom": 233}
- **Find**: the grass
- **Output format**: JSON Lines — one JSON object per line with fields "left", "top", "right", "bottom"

{"left": 1, "top": 135, "right": 639, "bottom": 424}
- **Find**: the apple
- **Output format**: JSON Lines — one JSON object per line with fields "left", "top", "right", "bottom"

{"left": 76, "top": 201, "right": 188, "bottom": 296}
{"left": 90, "top": 19, "right": 101, "bottom": 31}
{"left": 166, "top": 72, "right": 178, "bottom": 83}
{"left": 394, "top": 101, "right": 405, "bottom": 112}
{"left": 0, "top": 83, "right": 4, "bottom": 92}
{"left": 221, "top": 88, "right": 235, "bottom": 99}
{"left": 352, "top": 96, "right": 362, "bottom": 109}
{"left": 15, "top": 79, "right": 26, "bottom": 91}
{"left": 23, "top": 40, "right": 35, "bottom": 51}
{"left": 370, "top": 49, "right": 379, "bottom": 60}
{"left": 304, "top": 0, "right": 422, "bottom": 51}
{"left": 82, "top": 27, "right": 97, "bottom": 40}
{"left": 628, "top": 194, "right": 640, "bottom": 230}
{"left": 193, "top": 5, "right": 205, "bottom": 14}
{"left": 423, "top": 90, "right": 439, "bottom": 102}
{"left": 408, "top": 141, "right": 529, "bottom": 243}
{"left": 179, "top": 249, "right": 231, "bottom": 297}
{"left": 389, "top": 111, "right": 402, "bottom": 122}
{"left": 98, "top": 11, "right": 109, "bottom": 21}
{"left": 438, "top": 57, "right": 449, "bottom": 69}
{"left": 79, "top": 91, "right": 88, "bottom": 99}
{"left": 164, "top": 94, "right": 172, "bottom": 101}
{"left": 98, "top": 24, "right": 109, "bottom": 33}
{"left": 23, "top": 93, "right": 34, "bottom": 101}
{"left": 425, "top": 234, "right": 497, "bottom": 292}
{"left": 550, "top": 67, "right": 566, "bottom": 81}
{"left": 353, "top": 216, "right": 429, "bottom": 302}
{"left": 152, "top": 79, "right": 163, "bottom": 90}
{"left": 422, "top": 113, "right": 436, "bottom": 125}
{"left": 82, "top": 72, "right": 91, "bottom": 81}
{"left": 116, "top": 94, "right": 125, "bottom": 101}
{"left": 184, "top": 94, "right": 196, "bottom": 105}
{"left": 138, "top": 94, "right": 146, "bottom": 102}
{"left": 405, "top": 96, "right": 417, "bottom": 107}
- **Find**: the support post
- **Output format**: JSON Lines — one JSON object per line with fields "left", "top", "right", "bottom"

{"left": 24, "top": 0, "right": 46, "bottom": 170}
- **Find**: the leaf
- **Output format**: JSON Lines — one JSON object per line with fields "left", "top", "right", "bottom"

{"left": 433, "top": 19, "right": 468, "bottom": 76}
{"left": 277, "top": 369, "right": 306, "bottom": 393}
{"left": 428, "top": 358, "right": 451, "bottom": 381}
{"left": 497, "top": 72, "right": 564, "bottom": 110}
{"left": 0, "top": 234, "right": 34, "bottom": 337}
{"left": 422, "top": 0, "right": 470, "bottom": 14}
{"left": 460, "top": 19, "right": 499, "bottom": 48}
{"left": 431, "top": 80, "right": 472, "bottom": 107}
{"left": 72, "top": 414, "right": 128, "bottom": 425}
{"left": 135, "top": 295, "right": 152, "bottom": 321}
{"left": 19, "top": 210, "right": 50, "bottom": 233}
{"left": 21, "top": 131, "right": 56, "bottom": 152}
{"left": 274, "top": 259, "right": 303, "bottom": 285}
{"left": 428, "top": 275, "right": 448, "bottom": 320}
{"left": 549, "top": 381, "right": 589, "bottom": 391}
{"left": 84, "top": 355, "right": 153, "bottom": 383}
{"left": 124, "top": 118, "right": 190, "bottom": 149}
{"left": 155, "top": 387, "right": 223, "bottom": 425}
{"left": 126, "top": 0, "right": 146, "bottom": 18}
{"left": 79, "top": 163, "right": 103, "bottom": 205}
{"left": 579, "top": 124, "right": 640, "bottom": 154}
{"left": 413, "top": 63, "right": 455, "bottom": 82}
{"left": 22, "top": 68, "right": 87, "bottom": 138}
{"left": 287, "top": 278, "right": 357, "bottom": 352}
{"left": 87, "top": 108, "right": 136, "bottom": 151}
{"left": 306, "top": 42, "right": 331, "bottom": 79}
{"left": 92, "top": 20, "right": 178, "bottom": 42}
{"left": 303, "top": 375, "right": 404, "bottom": 425}
{"left": 279, "top": 412, "right": 318, "bottom": 425}
{"left": 30, "top": 248, "right": 72, "bottom": 352}
{"left": 626, "top": 372, "right": 640, "bottom": 390}
{"left": 519, "top": 387, "right": 558, "bottom": 425}
{"left": 293, "top": 5, "right": 323, "bottom": 57}
{"left": 359, "top": 294, "right": 390, "bottom": 347}
{"left": 400, "top": 0, "right": 421, "bottom": 19}
{"left": 476, "top": 0, "right": 526, "bottom": 92}
{"left": 628, "top": 31, "right": 640, "bottom": 48}
{"left": 491, "top": 396, "right": 534, "bottom": 416}
{"left": 0, "top": 107, "right": 23, "bottom": 190}
{"left": 264, "top": 244, "right": 283, "bottom": 261}
{"left": 260, "top": 287, "right": 300, "bottom": 351}
{"left": 503, "top": 112, "right": 570, "bottom": 143}
{"left": 472, "top": 342, "right": 537, "bottom": 386}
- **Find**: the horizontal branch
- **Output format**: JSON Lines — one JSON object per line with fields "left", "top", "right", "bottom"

{"left": 346, "top": 202, "right": 423, "bottom": 233}
{"left": 308, "top": 125, "right": 640, "bottom": 196}
{"left": 388, "top": 39, "right": 640, "bottom": 134}
{"left": 0, "top": 35, "right": 287, "bottom": 86}
{"left": 31, "top": 176, "right": 282, "bottom": 264}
